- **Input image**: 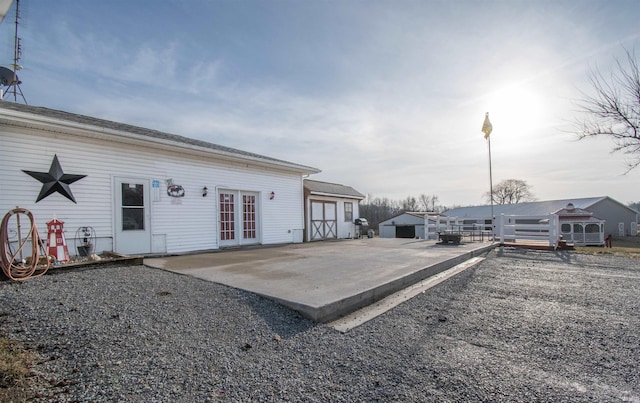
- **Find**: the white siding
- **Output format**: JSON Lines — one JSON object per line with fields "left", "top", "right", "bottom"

{"left": 1, "top": 128, "right": 306, "bottom": 255}
{"left": 379, "top": 225, "right": 396, "bottom": 238}
{"left": 305, "top": 195, "right": 359, "bottom": 240}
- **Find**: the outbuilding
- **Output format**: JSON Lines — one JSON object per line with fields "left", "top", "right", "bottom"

{"left": 378, "top": 212, "right": 429, "bottom": 239}
{"left": 443, "top": 196, "right": 639, "bottom": 240}
{"left": 303, "top": 179, "right": 365, "bottom": 241}
{"left": 0, "top": 103, "right": 320, "bottom": 256}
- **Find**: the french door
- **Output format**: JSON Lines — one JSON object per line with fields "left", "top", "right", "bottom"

{"left": 219, "top": 190, "right": 260, "bottom": 247}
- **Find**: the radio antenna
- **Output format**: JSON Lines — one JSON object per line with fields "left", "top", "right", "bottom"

{"left": 0, "top": 0, "right": 26, "bottom": 104}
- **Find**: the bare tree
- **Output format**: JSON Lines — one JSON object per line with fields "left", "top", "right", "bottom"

{"left": 359, "top": 196, "right": 402, "bottom": 232}
{"left": 401, "top": 196, "right": 419, "bottom": 212}
{"left": 418, "top": 194, "right": 432, "bottom": 212}
{"left": 575, "top": 48, "right": 640, "bottom": 171}
{"left": 484, "top": 179, "right": 536, "bottom": 205}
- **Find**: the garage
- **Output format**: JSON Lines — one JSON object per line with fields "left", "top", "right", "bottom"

{"left": 395, "top": 225, "right": 416, "bottom": 238}
{"left": 378, "top": 212, "right": 427, "bottom": 239}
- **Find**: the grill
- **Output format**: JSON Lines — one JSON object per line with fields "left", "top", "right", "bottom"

{"left": 354, "top": 218, "right": 370, "bottom": 238}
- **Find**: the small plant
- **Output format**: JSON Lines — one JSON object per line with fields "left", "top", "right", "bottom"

{"left": 0, "top": 337, "right": 33, "bottom": 388}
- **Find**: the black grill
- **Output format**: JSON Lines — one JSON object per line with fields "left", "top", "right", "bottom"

{"left": 354, "top": 218, "right": 370, "bottom": 238}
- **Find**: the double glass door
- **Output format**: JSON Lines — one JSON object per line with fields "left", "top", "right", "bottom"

{"left": 219, "top": 190, "right": 260, "bottom": 247}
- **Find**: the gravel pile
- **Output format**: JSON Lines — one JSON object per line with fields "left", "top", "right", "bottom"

{"left": 1, "top": 248, "right": 639, "bottom": 402}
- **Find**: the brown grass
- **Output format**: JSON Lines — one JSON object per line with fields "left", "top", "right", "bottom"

{"left": 574, "top": 236, "right": 640, "bottom": 258}
{"left": 0, "top": 336, "right": 36, "bottom": 402}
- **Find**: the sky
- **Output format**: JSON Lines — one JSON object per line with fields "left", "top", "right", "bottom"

{"left": 2, "top": 0, "right": 640, "bottom": 208}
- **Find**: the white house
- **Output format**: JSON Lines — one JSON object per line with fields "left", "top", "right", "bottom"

{"left": 0, "top": 102, "right": 320, "bottom": 256}
{"left": 378, "top": 212, "right": 429, "bottom": 239}
{"left": 303, "top": 179, "right": 365, "bottom": 241}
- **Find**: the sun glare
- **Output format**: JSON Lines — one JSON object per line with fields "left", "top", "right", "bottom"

{"left": 484, "top": 83, "right": 547, "bottom": 141}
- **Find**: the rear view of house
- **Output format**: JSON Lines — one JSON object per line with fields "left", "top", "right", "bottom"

{"left": 0, "top": 103, "right": 320, "bottom": 256}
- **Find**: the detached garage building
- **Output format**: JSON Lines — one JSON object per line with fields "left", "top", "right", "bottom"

{"left": 379, "top": 212, "right": 429, "bottom": 239}
{"left": 0, "top": 103, "right": 320, "bottom": 256}
{"left": 303, "top": 179, "right": 365, "bottom": 241}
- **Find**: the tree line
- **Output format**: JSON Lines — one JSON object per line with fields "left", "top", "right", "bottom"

{"left": 359, "top": 179, "right": 534, "bottom": 231}
{"left": 358, "top": 194, "right": 451, "bottom": 233}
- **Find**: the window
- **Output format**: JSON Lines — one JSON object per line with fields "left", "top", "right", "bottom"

{"left": 573, "top": 223, "right": 584, "bottom": 234}
{"left": 344, "top": 202, "right": 353, "bottom": 222}
{"left": 121, "top": 183, "right": 144, "bottom": 231}
{"left": 219, "top": 193, "right": 235, "bottom": 241}
{"left": 561, "top": 223, "right": 571, "bottom": 233}
{"left": 585, "top": 223, "right": 600, "bottom": 233}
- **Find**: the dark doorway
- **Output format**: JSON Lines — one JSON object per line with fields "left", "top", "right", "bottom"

{"left": 395, "top": 225, "right": 416, "bottom": 238}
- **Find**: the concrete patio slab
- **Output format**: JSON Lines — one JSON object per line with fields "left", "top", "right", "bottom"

{"left": 144, "top": 238, "right": 496, "bottom": 322}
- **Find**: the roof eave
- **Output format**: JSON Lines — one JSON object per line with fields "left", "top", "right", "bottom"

{"left": 0, "top": 107, "right": 321, "bottom": 175}
{"left": 309, "top": 191, "right": 364, "bottom": 200}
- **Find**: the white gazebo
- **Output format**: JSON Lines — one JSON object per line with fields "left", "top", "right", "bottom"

{"left": 555, "top": 203, "right": 605, "bottom": 246}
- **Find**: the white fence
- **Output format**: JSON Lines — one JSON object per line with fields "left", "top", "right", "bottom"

{"left": 424, "top": 215, "right": 492, "bottom": 241}
{"left": 496, "top": 213, "right": 560, "bottom": 248}
{"left": 424, "top": 216, "right": 461, "bottom": 240}
{"left": 426, "top": 213, "right": 562, "bottom": 248}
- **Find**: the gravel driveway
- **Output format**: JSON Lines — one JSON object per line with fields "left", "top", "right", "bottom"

{"left": 1, "top": 248, "right": 638, "bottom": 402}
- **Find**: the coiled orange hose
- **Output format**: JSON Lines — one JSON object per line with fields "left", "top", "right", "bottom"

{"left": 0, "top": 207, "right": 50, "bottom": 281}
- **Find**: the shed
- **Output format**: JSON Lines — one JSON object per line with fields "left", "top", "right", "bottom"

{"left": 379, "top": 212, "right": 429, "bottom": 239}
{"left": 443, "top": 196, "right": 638, "bottom": 238}
{"left": 303, "top": 179, "right": 365, "bottom": 241}
{"left": 0, "top": 103, "right": 320, "bottom": 256}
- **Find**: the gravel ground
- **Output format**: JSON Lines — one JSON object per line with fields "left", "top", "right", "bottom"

{"left": 1, "top": 248, "right": 639, "bottom": 402}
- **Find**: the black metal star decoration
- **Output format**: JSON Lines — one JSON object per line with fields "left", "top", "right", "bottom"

{"left": 22, "top": 154, "right": 87, "bottom": 203}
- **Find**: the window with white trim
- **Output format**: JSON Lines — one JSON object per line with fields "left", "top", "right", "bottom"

{"left": 344, "top": 202, "right": 353, "bottom": 222}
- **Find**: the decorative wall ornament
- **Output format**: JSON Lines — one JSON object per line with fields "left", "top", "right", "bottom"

{"left": 22, "top": 154, "right": 87, "bottom": 203}
{"left": 166, "top": 179, "right": 185, "bottom": 198}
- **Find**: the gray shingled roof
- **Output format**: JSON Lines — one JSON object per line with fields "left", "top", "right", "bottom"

{"left": 304, "top": 179, "right": 364, "bottom": 199}
{"left": 0, "top": 102, "right": 320, "bottom": 173}
{"left": 443, "top": 197, "right": 611, "bottom": 218}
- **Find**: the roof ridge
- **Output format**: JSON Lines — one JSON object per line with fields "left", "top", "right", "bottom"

{"left": 0, "top": 102, "right": 320, "bottom": 173}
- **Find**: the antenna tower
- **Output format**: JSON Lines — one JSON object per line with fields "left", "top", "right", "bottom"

{"left": 0, "top": 0, "right": 26, "bottom": 104}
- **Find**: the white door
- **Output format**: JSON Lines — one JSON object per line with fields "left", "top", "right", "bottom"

{"left": 114, "top": 178, "right": 151, "bottom": 254}
{"left": 241, "top": 193, "right": 258, "bottom": 243}
{"left": 310, "top": 201, "right": 337, "bottom": 241}
{"left": 219, "top": 190, "right": 260, "bottom": 247}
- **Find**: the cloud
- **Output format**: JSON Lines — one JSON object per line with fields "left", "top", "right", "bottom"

{"left": 12, "top": 0, "right": 640, "bottom": 207}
